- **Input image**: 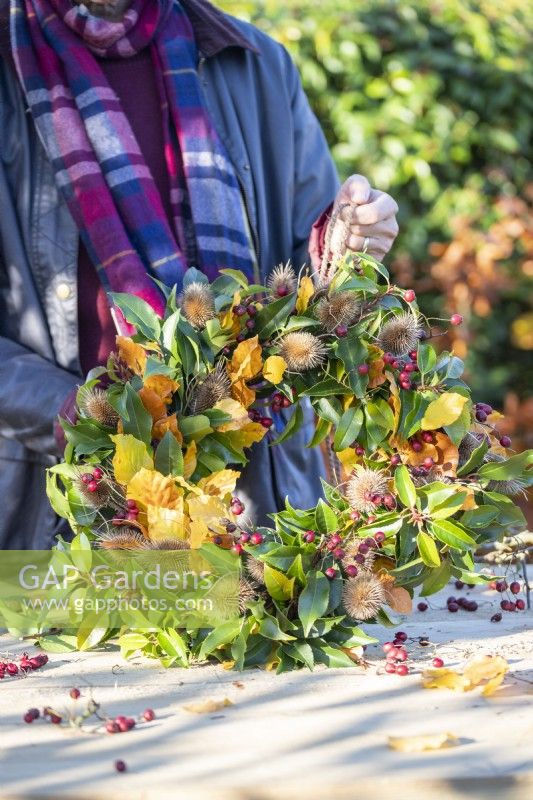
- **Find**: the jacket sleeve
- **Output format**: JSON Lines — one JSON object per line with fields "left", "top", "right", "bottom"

{"left": 285, "top": 50, "right": 340, "bottom": 268}
{"left": 0, "top": 334, "right": 80, "bottom": 457}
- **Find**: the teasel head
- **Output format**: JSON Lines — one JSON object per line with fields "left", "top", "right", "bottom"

{"left": 267, "top": 262, "right": 297, "bottom": 298}
{"left": 180, "top": 282, "right": 216, "bottom": 329}
{"left": 190, "top": 362, "right": 231, "bottom": 414}
{"left": 141, "top": 538, "right": 191, "bottom": 572}
{"left": 346, "top": 467, "right": 389, "bottom": 514}
{"left": 74, "top": 474, "right": 112, "bottom": 510}
{"left": 458, "top": 431, "right": 488, "bottom": 469}
{"left": 96, "top": 528, "right": 148, "bottom": 551}
{"left": 342, "top": 574, "right": 385, "bottom": 620}
{"left": 315, "top": 291, "right": 360, "bottom": 333}
{"left": 377, "top": 312, "right": 421, "bottom": 357}
{"left": 279, "top": 331, "right": 327, "bottom": 372}
{"left": 245, "top": 554, "right": 265, "bottom": 584}
{"left": 483, "top": 452, "right": 529, "bottom": 497}
{"left": 239, "top": 577, "right": 260, "bottom": 613}
{"left": 78, "top": 387, "right": 119, "bottom": 428}
{"left": 412, "top": 466, "right": 452, "bottom": 487}
{"left": 342, "top": 541, "right": 375, "bottom": 573}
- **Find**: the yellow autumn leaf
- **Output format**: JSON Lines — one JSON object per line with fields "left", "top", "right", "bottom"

{"left": 228, "top": 335, "right": 263, "bottom": 383}
{"left": 295, "top": 275, "right": 315, "bottom": 314}
{"left": 422, "top": 669, "right": 469, "bottom": 691}
{"left": 183, "top": 698, "right": 233, "bottom": 714}
{"left": 219, "top": 291, "right": 241, "bottom": 332}
{"left": 433, "top": 432, "right": 459, "bottom": 476}
{"left": 263, "top": 355, "right": 287, "bottom": 384}
{"left": 127, "top": 468, "right": 183, "bottom": 510}
{"left": 152, "top": 412, "right": 183, "bottom": 444}
{"left": 116, "top": 336, "right": 147, "bottom": 375}
{"left": 111, "top": 434, "right": 154, "bottom": 485}
{"left": 183, "top": 441, "right": 197, "bottom": 479}
{"left": 143, "top": 374, "right": 179, "bottom": 403}
{"left": 463, "top": 655, "right": 509, "bottom": 696}
{"left": 138, "top": 386, "right": 167, "bottom": 423}
{"left": 147, "top": 502, "right": 185, "bottom": 541}
{"left": 231, "top": 377, "right": 256, "bottom": 408}
{"left": 420, "top": 392, "right": 469, "bottom": 430}
{"left": 229, "top": 421, "right": 268, "bottom": 449}
{"left": 198, "top": 469, "right": 240, "bottom": 498}
{"left": 379, "top": 574, "right": 413, "bottom": 614}
{"left": 388, "top": 732, "right": 459, "bottom": 752}
{"left": 215, "top": 398, "right": 251, "bottom": 430}
{"left": 188, "top": 519, "right": 212, "bottom": 549}
{"left": 337, "top": 447, "right": 358, "bottom": 472}
{"left": 187, "top": 493, "right": 230, "bottom": 528}
{"left": 423, "top": 654, "right": 509, "bottom": 695}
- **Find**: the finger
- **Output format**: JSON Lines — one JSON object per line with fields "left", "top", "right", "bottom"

{"left": 346, "top": 234, "right": 392, "bottom": 258}
{"left": 345, "top": 174, "right": 371, "bottom": 204}
{"left": 349, "top": 217, "right": 399, "bottom": 239}
{"left": 351, "top": 193, "right": 399, "bottom": 226}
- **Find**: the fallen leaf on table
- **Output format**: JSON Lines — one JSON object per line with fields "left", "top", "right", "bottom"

{"left": 183, "top": 698, "right": 234, "bottom": 714}
{"left": 423, "top": 654, "right": 509, "bottom": 696}
{"left": 388, "top": 732, "right": 459, "bottom": 752}
{"left": 232, "top": 681, "right": 245, "bottom": 689}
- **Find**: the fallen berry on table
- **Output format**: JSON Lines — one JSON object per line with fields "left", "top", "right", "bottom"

{"left": 143, "top": 709, "right": 155, "bottom": 722}
{"left": 431, "top": 657, "right": 444, "bottom": 668}
{"left": 395, "top": 664, "right": 409, "bottom": 676}
{"left": 417, "top": 602, "right": 428, "bottom": 612}
{"left": 106, "top": 721, "right": 120, "bottom": 734}
{"left": 115, "top": 760, "right": 127, "bottom": 773}
{"left": 385, "top": 663, "right": 397, "bottom": 674}
{"left": 491, "top": 613, "right": 502, "bottom": 623}
{"left": 516, "top": 599, "right": 526, "bottom": 611}
{"left": 69, "top": 688, "right": 81, "bottom": 700}
{"left": 447, "top": 602, "right": 459, "bottom": 613}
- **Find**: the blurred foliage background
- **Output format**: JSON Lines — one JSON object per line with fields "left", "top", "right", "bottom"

{"left": 221, "top": 0, "right": 533, "bottom": 458}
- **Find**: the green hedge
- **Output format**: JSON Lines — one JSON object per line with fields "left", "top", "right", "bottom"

{"left": 221, "top": 0, "right": 533, "bottom": 413}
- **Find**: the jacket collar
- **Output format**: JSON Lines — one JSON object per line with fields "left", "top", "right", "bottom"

{"left": 0, "top": 0, "right": 260, "bottom": 60}
{"left": 182, "top": 0, "right": 260, "bottom": 57}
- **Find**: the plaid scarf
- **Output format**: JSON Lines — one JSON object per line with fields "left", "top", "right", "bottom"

{"left": 10, "top": 0, "right": 256, "bottom": 318}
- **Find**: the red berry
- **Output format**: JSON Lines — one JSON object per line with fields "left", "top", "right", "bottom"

{"left": 508, "top": 601, "right": 517, "bottom": 612}
{"left": 395, "top": 631, "right": 407, "bottom": 642}
{"left": 332, "top": 547, "right": 345, "bottom": 560}
{"left": 24, "top": 712, "right": 35, "bottom": 724}
{"left": 390, "top": 454, "right": 401, "bottom": 466}
{"left": 231, "top": 498, "right": 244, "bottom": 516}
{"left": 239, "top": 532, "right": 251, "bottom": 544}
{"left": 87, "top": 480, "right": 99, "bottom": 493}
{"left": 409, "top": 349, "right": 418, "bottom": 360}
{"left": 432, "top": 657, "right": 444, "bottom": 668}
{"left": 516, "top": 599, "right": 526, "bottom": 611}
{"left": 385, "top": 663, "right": 397, "bottom": 674}
{"left": 126, "top": 511, "right": 138, "bottom": 521}
{"left": 6, "top": 663, "right": 18, "bottom": 675}
{"left": 126, "top": 499, "right": 137, "bottom": 510}
{"left": 81, "top": 472, "right": 93, "bottom": 484}
{"left": 126, "top": 718, "right": 136, "bottom": 731}
{"left": 423, "top": 457, "right": 434, "bottom": 468}
{"left": 345, "top": 565, "right": 358, "bottom": 578}
{"left": 143, "top": 709, "right": 155, "bottom": 722}
{"left": 325, "top": 567, "right": 337, "bottom": 580}
{"left": 250, "top": 532, "right": 263, "bottom": 545}
{"left": 355, "top": 445, "right": 365, "bottom": 456}
{"left": 366, "top": 515, "right": 377, "bottom": 523}
{"left": 499, "top": 436, "right": 512, "bottom": 448}
{"left": 417, "top": 602, "right": 428, "bottom": 612}
{"left": 231, "top": 543, "right": 244, "bottom": 556}
{"left": 50, "top": 714, "right": 62, "bottom": 725}
{"left": 450, "top": 314, "right": 463, "bottom": 326}
{"left": 374, "top": 531, "right": 386, "bottom": 543}
{"left": 501, "top": 600, "right": 511, "bottom": 611}
{"left": 404, "top": 290, "right": 416, "bottom": 303}
{"left": 335, "top": 324, "right": 348, "bottom": 337}
{"left": 245, "top": 319, "right": 255, "bottom": 330}
{"left": 395, "top": 648, "right": 408, "bottom": 662}
{"left": 491, "top": 613, "right": 502, "bottom": 623}
{"left": 357, "top": 363, "right": 369, "bottom": 375}
{"left": 350, "top": 510, "right": 361, "bottom": 521}
{"left": 92, "top": 467, "right": 104, "bottom": 480}
{"left": 260, "top": 417, "right": 273, "bottom": 428}
{"left": 69, "top": 688, "right": 81, "bottom": 700}
{"left": 303, "top": 531, "right": 316, "bottom": 543}
{"left": 411, "top": 440, "right": 422, "bottom": 452}
{"left": 396, "top": 664, "right": 409, "bottom": 676}
{"left": 421, "top": 431, "right": 434, "bottom": 444}
{"left": 276, "top": 285, "right": 289, "bottom": 297}
{"left": 510, "top": 581, "right": 520, "bottom": 595}
{"left": 404, "top": 362, "right": 416, "bottom": 374}
{"left": 106, "top": 721, "right": 120, "bottom": 734}
{"left": 115, "top": 760, "right": 127, "bottom": 773}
